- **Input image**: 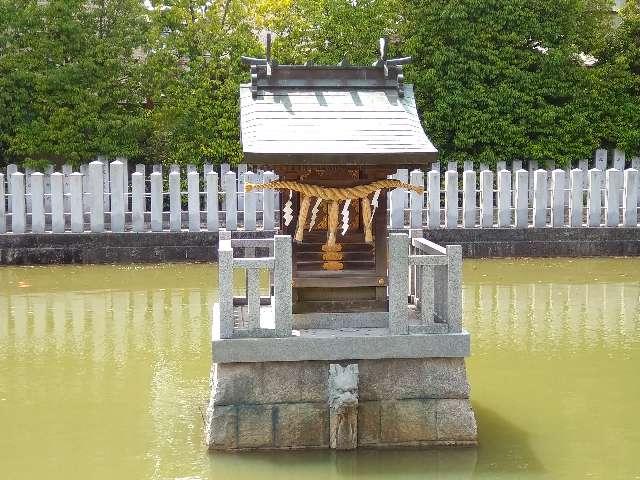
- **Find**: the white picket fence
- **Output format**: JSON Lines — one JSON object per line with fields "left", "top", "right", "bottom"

{"left": 1, "top": 150, "right": 639, "bottom": 234}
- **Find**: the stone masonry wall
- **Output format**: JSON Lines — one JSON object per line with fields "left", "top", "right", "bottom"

{"left": 205, "top": 358, "right": 477, "bottom": 450}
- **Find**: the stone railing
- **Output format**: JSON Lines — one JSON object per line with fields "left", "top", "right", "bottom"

{"left": 388, "top": 232, "right": 462, "bottom": 335}
{"left": 215, "top": 231, "right": 292, "bottom": 339}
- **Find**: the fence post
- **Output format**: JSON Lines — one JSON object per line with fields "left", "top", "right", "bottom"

{"left": 187, "top": 170, "right": 200, "bottom": 232}
{"left": 218, "top": 230, "right": 234, "bottom": 339}
{"left": 0, "top": 173, "right": 5, "bottom": 233}
{"left": 50, "top": 172, "right": 64, "bottom": 233}
{"left": 533, "top": 169, "right": 547, "bottom": 227}
{"left": 150, "top": 172, "right": 163, "bottom": 232}
{"left": 30, "top": 172, "right": 44, "bottom": 233}
{"left": 551, "top": 169, "right": 565, "bottom": 227}
{"left": 514, "top": 169, "right": 528, "bottom": 228}
{"left": 6, "top": 164, "right": 17, "bottom": 213}
{"left": 497, "top": 170, "right": 511, "bottom": 227}
{"left": 206, "top": 171, "right": 219, "bottom": 232}
{"left": 613, "top": 149, "right": 625, "bottom": 170}
{"left": 70, "top": 173, "right": 83, "bottom": 233}
{"left": 410, "top": 169, "right": 424, "bottom": 229}
{"left": 244, "top": 171, "right": 256, "bottom": 231}
{"left": 446, "top": 244, "right": 462, "bottom": 333}
{"left": 273, "top": 235, "right": 293, "bottom": 337}
{"left": 10, "top": 172, "right": 25, "bottom": 234}
{"left": 390, "top": 186, "right": 404, "bottom": 228}
{"left": 605, "top": 168, "right": 621, "bottom": 227}
{"left": 462, "top": 170, "right": 476, "bottom": 228}
{"left": 237, "top": 164, "right": 247, "bottom": 211}
{"left": 569, "top": 169, "right": 583, "bottom": 227}
{"left": 388, "top": 233, "right": 409, "bottom": 335}
{"left": 444, "top": 170, "right": 458, "bottom": 228}
{"left": 89, "top": 161, "right": 104, "bottom": 233}
{"left": 224, "top": 171, "right": 237, "bottom": 230}
{"left": 263, "top": 171, "right": 275, "bottom": 231}
{"left": 623, "top": 168, "right": 638, "bottom": 227}
{"left": 110, "top": 161, "right": 125, "bottom": 232}
{"left": 587, "top": 169, "right": 602, "bottom": 227}
{"left": 132, "top": 172, "right": 145, "bottom": 233}
{"left": 632, "top": 157, "right": 640, "bottom": 171}
{"left": 480, "top": 170, "right": 493, "bottom": 228}
{"left": 426, "top": 170, "right": 440, "bottom": 229}
{"left": 169, "top": 170, "right": 181, "bottom": 232}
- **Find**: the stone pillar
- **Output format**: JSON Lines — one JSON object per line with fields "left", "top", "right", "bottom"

{"left": 30, "top": 172, "right": 45, "bottom": 233}
{"left": 613, "top": 149, "right": 625, "bottom": 170}
{"left": 388, "top": 233, "right": 409, "bottom": 335}
{"left": 426, "top": 170, "right": 440, "bottom": 229}
{"left": 595, "top": 149, "right": 607, "bottom": 171}
{"left": 243, "top": 171, "right": 256, "bottom": 231}
{"left": 446, "top": 244, "right": 462, "bottom": 333}
{"left": 514, "top": 169, "right": 528, "bottom": 228}
{"left": 410, "top": 169, "right": 424, "bottom": 229}
{"left": 110, "top": 161, "right": 125, "bottom": 232}
{"left": 6, "top": 164, "right": 17, "bottom": 213}
{"left": 569, "top": 169, "right": 583, "bottom": 227}
{"left": 497, "top": 169, "right": 511, "bottom": 227}
{"left": 237, "top": 164, "right": 247, "bottom": 212}
{"left": 462, "top": 170, "right": 476, "bottom": 228}
{"left": 444, "top": 170, "right": 458, "bottom": 229}
{"left": 70, "top": 172, "right": 84, "bottom": 233}
{"left": 605, "top": 168, "right": 621, "bottom": 227}
{"left": 262, "top": 171, "right": 275, "bottom": 231}
{"left": 329, "top": 364, "right": 359, "bottom": 450}
{"left": 10, "top": 172, "right": 25, "bottom": 234}
{"left": 89, "top": 161, "right": 104, "bottom": 233}
{"left": 206, "top": 171, "right": 219, "bottom": 232}
{"left": 217, "top": 231, "right": 234, "bottom": 339}
{"left": 390, "top": 186, "right": 404, "bottom": 228}
{"left": 273, "top": 235, "right": 292, "bottom": 337}
{"left": 131, "top": 172, "right": 145, "bottom": 233}
{"left": 419, "top": 264, "right": 434, "bottom": 324}
{"left": 188, "top": 170, "right": 201, "bottom": 232}
{"left": 246, "top": 268, "right": 260, "bottom": 331}
{"left": 551, "top": 169, "right": 565, "bottom": 227}
{"left": 533, "top": 169, "right": 547, "bottom": 227}
{"left": 479, "top": 170, "right": 493, "bottom": 228}
{"left": 169, "top": 170, "right": 181, "bottom": 232}
{"left": 150, "top": 172, "right": 163, "bottom": 232}
{"left": 224, "top": 171, "right": 237, "bottom": 230}
{"left": 51, "top": 172, "right": 64, "bottom": 233}
{"left": 587, "top": 168, "right": 602, "bottom": 227}
{"left": 623, "top": 168, "right": 638, "bottom": 227}
{"left": 397, "top": 168, "right": 409, "bottom": 208}
{"left": 0, "top": 173, "right": 5, "bottom": 234}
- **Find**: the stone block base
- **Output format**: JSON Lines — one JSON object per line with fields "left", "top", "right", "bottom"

{"left": 205, "top": 357, "right": 477, "bottom": 450}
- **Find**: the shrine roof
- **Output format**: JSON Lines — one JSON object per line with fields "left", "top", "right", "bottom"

{"left": 239, "top": 44, "right": 438, "bottom": 166}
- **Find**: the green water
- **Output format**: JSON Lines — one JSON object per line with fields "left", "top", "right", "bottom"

{"left": 1, "top": 258, "right": 639, "bottom": 479}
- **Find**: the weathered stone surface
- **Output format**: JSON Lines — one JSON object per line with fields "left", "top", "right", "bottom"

{"left": 274, "top": 402, "right": 328, "bottom": 448}
{"left": 205, "top": 405, "right": 237, "bottom": 449}
{"left": 329, "top": 363, "right": 359, "bottom": 450}
{"left": 436, "top": 399, "right": 477, "bottom": 441}
{"left": 357, "top": 401, "right": 381, "bottom": 445}
{"left": 380, "top": 399, "right": 437, "bottom": 443}
{"left": 214, "top": 361, "right": 327, "bottom": 406}
{"left": 358, "top": 358, "right": 470, "bottom": 401}
{"left": 237, "top": 404, "right": 273, "bottom": 448}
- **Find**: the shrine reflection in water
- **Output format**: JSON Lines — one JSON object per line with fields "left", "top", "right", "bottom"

{"left": 1, "top": 258, "right": 639, "bottom": 479}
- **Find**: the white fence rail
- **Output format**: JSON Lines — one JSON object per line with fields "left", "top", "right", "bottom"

{"left": 1, "top": 152, "right": 640, "bottom": 234}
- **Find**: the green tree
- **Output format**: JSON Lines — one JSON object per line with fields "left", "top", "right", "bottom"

{"left": 404, "top": 0, "right": 613, "bottom": 167}
{"left": 0, "top": 0, "right": 150, "bottom": 167}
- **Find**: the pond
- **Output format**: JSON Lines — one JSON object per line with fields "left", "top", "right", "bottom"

{"left": 1, "top": 258, "right": 639, "bottom": 479}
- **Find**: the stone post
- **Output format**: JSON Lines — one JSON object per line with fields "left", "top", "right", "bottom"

{"left": 110, "top": 161, "right": 125, "bottom": 232}
{"left": 479, "top": 170, "right": 493, "bottom": 228}
{"left": 262, "top": 171, "right": 275, "bottom": 231}
{"left": 224, "top": 171, "right": 237, "bottom": 230}
{"left": 587, "top": 168, "right": 602, "bottom": 227}
{"left": 613, "top": 149, "right": 625, "bottom": 170}
{"left": 426, "top": 170, "right": 440, "bottom": 229}
{"left": 396, "top": 168, "right": 409, "bottom": 208}
{"left": 595, "top": 149, "right": 607, "bottom": 171}
{"left": 206, "top": 171, "right": 219, "bottom": 232}
{"left": 218, "top": 230, "right": 234, "bottom": 339}
{"left": 623, "top": 168, "right": 638, "bottom": 227}
{"left": 273, "top": 235, "right": 293, "bottom": 337}
{"left": 462, "top": 170, "right": 476, "bottom": 228}
{"left": 0, "top": 173, "right": 5, "bottom": 234}
{"left": 410, "top": 169, "right": 424, "bottom": 229}
{"left": 10, "top": 172, "right": 25, "bottom": 234}
{"left": 131, "top": 172, "right": 145, "bottom": 233}
{"left": 551, "top": 169, "right": 565, "bottom": 227}
{"left": 388, "top": 233, "right": 409, "bottom": 335}
{"left": 497, "top": 169, "right": 511, "bottom": 227}
{"left": 390, "top": 186, "right": 404, "bottom": 228}
{"left": 237, "top": 164, "right": 247, "bottom": 212}
{"left": 188, "top": 170, "right": 201, "bottom": 232}
{"left": 533, "top": 169, "right": 547, "bottom": 227}
{"left": 243, "top": 171, "right": 256, "bottom": 231}
{"left": 605, "top": 168, "right": 621, "bottom": 227}
{"left": 51, "top": 172, "right": 64, "bottom": 233}
{"left": 419, "top": 264, "right": 434, "bottom": 325}
{"left": 6, "top": 164, "right": 17, "bottom": 213}
{"left": 444, "top": 170, "right": 458, "bottom": 228}
{"left": 528, "top": 160, "right": 538, "bottom": 203}
{"left": 569, "top": 169, "right": 583, "bottom": 227}
{"left": 446, "top": 244, "right": 462, "bottom": 333}
{"left": 150, "top": 172, "right": 163, "bottom": 232}
{"left": 514, "top": 169, "right": 528, "bottom": 228}
{"left": 89, "top": 161, "right": 104, "bottom": 232}
{"left": 246, "top": 268, "right": 260, "bottom": 331}
{"left": 70, "top": 173, "right": 83, "bottom": 233}
{"left": 169, "top": 170, "right": 181, "bottom": 232}
{"left": 30, "top": 172, "right": 45, "bottom": 233}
